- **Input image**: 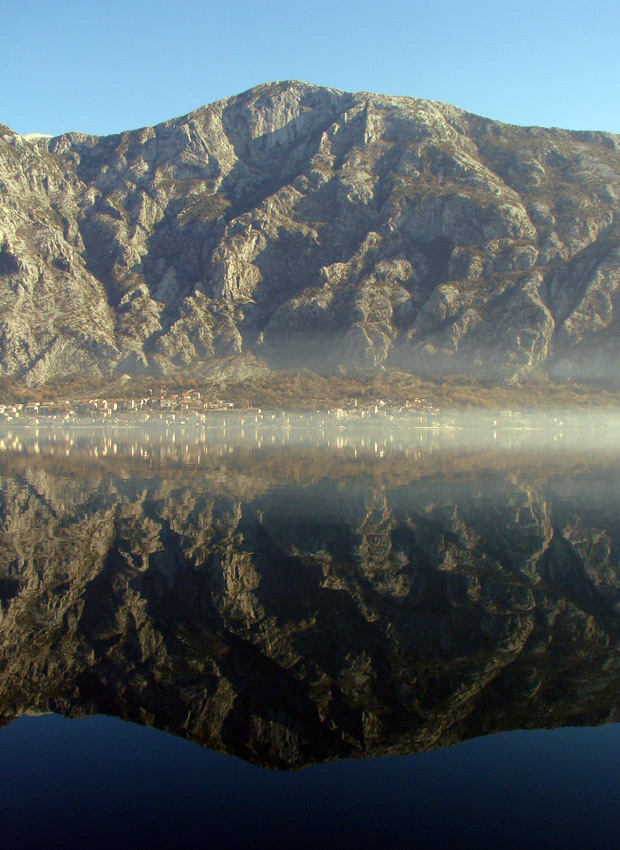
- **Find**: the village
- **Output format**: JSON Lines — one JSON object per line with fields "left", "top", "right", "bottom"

{"left": 0, "top": 388, "right": 440, "bottom": 425}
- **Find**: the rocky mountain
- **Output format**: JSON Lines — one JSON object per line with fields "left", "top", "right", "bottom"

{"left": 2, "top": 438, "right": 620, "bottom": 768}
{"left": 2, "top": 81, "right": 620, "bottom": 386}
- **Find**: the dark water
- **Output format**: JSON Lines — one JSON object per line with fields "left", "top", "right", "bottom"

{"left": 2, "top": 714, "right": 620, "bottom": 850}
{"left": 1, "top": 418, "right": 620, "bottom": 848}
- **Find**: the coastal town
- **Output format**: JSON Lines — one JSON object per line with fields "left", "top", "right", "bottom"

{"left": 0, "top": 388, "right": 439, "bottom": 426}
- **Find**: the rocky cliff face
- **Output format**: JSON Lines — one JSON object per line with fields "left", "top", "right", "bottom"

{"left": 2, "top": 441, "right": 620, "bottom": 767}
{"left": 2, "top": 81, "right": 620, "bottom": 385}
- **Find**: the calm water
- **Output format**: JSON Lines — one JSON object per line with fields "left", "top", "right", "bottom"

{"left": 1, "top": 416, "right": 620, "bottom": 848}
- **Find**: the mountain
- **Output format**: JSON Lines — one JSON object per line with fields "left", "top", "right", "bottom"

{"left": 2, "top": 81, "right": 620, "bottom": 387}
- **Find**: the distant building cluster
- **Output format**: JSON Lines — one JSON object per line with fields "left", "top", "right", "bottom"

{"left": 0, "top": 390, "right": 239, "bottom": 424}
{"left": 0, "top": 390, "right": 436, "bottom": 425}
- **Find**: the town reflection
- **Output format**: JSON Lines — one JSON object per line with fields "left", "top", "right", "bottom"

{"left": 1, "top": 422, "right": 620, "bottom": 768}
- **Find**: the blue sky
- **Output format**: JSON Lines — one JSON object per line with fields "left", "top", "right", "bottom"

{"left": 4, "top": 0, "right": 620, "bottom": 137}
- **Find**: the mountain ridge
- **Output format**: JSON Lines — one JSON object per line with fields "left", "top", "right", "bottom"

{"left": 2, "top": 80, "right": 620, "bottom": 388}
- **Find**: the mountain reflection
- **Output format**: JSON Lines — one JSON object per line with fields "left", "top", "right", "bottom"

{"left": 1, "top": 424, "right": 620, "bottom": 769}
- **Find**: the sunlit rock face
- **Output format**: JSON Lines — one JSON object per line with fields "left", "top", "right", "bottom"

{"left": 1, "top": 431, "right": 620, "bottom": 768}
{"left": 2, "top": 82, "right": 620, "bottom": 385}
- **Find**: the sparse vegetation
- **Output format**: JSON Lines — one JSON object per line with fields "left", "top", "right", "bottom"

{"left": 178, "top": 192, "right": 231, "bottom": 224}
{"left": 1, "top": 369, "right": 618, "bottom": 410}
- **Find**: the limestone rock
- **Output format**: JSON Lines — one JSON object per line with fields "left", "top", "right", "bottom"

{"left": 2, "top": 82, "right": 620, "bottom": 385}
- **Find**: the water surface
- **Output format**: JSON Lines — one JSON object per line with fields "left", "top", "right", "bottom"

{"left": 1, "top": 416, "right": 620, "bottom": 846}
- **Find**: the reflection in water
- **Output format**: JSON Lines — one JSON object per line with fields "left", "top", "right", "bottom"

{"left": 1, "top": 421, "right": 620, "bottom": 768}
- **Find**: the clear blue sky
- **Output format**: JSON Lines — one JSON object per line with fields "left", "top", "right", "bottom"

{"left": 4, "top": 0, "right": 620, "bottom": 137}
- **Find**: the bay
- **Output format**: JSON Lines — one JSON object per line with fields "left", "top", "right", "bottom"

{"left": 1, "top": 414, "right": 620, "bottom": 848}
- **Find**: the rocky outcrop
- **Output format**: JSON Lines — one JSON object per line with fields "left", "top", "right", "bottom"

{"left": 2, "top": 439, "right": 620, "bottom": 767}
{"left": 2, "top": 82, "right": 620, "bottom": 385}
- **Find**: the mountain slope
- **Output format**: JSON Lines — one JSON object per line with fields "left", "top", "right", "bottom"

{"left": 2, "top": 81, "right": 620, "bottom": 386}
